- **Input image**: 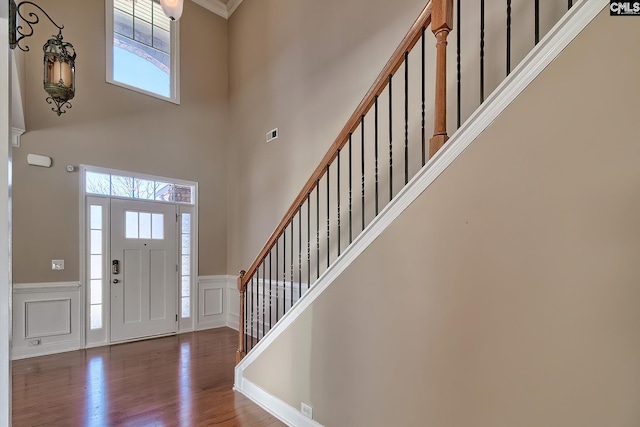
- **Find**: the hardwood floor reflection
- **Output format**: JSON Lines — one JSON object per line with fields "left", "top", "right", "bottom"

{"left": 12, "top": 328, "right": 285, "bottom": 427}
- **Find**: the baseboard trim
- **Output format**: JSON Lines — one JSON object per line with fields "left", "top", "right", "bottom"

{"left": 235, "top": 0, "right": 607, "bottom": 412}
{"left": 227, "top": 313, "right": 239, "bottom": 331}
{"left": 235, "top": 377, "right": 324, "bottom": 427}
{"left": 12, "top": 342, "right": 80, "bottom": 360}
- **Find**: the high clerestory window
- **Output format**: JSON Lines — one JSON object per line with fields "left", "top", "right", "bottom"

{"left": 106, "top": 0, "right": 180, "bottom": 103}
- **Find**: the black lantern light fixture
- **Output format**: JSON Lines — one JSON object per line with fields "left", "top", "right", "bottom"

{"left": 9, "top": 0, "right": 76, "bottom": 116}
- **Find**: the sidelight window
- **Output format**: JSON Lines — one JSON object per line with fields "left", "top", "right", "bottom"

{"left": 89, "top": 204, "right": 104, "bottom": 330}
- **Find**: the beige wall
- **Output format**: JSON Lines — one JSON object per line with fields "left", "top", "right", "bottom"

{"left": 226, "top": 0, "right": 429, "bottom": 274}
{"left": 225, "top": 0, "right": 570, "bottom": 276}
{"left": 13, "top": 0, "right": 228, "bottom": 282}
{"left": 244, "top": 10, "right": 640, "bottom": 426}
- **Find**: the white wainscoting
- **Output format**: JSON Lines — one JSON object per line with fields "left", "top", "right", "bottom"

{"left": 196, "top": 275, "right": 238, "bottom": 331}
{"left": 12, "top": 276, "right": 240, "bottom": 359}
{"left": 12, "top": 282, "right": 82, "bottom": 360}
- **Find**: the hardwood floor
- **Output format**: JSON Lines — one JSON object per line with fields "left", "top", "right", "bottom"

{"left": 12, "top": 328, "right": 285, "bottom": 427}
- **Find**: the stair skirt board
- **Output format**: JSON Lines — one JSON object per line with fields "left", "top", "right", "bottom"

{"left": 235, "top": 378, "right": 324, "bottom": 427}
{"left": 234, "top": 0, "right": 607, "bottom": 423}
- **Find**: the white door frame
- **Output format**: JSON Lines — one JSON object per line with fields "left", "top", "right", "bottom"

{"left": 0, "top": 3, "right": 12, "bottom": 423}
{"left": 80, "top": 165, "right": 198, "bottom": 348}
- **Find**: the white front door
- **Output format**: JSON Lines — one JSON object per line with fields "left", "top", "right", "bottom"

{"left": 110, "top": 199, "right": 178, "bottom": 342}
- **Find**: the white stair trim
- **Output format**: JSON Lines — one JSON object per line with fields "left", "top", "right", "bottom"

{"left": 235, "top": 0, "right": 607, "bottom": 422}
{"left": 235, "top": 377, "right": 324, "bottom": 427}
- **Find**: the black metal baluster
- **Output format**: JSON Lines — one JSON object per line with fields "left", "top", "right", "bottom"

{"left": 456, "top": 3, "right": 461, "bottom": 130}
{"left": 244, "top": 277, "right": 253, "bottom": 353}
{"left": 337, "top": 150, "right": 341, "bottom": 255}
{"left": 374, "top": 96, "right": 379, "bottom": 216}
{"left": 389, "top": 75, "right": 393, "bottom": 200}
{"left": 507, "top": 0, "right": 512, "bottom": 76}
{"left": 269, "top": 251, "right": 272, "bottom": 329}
{"left": 361, "top": 115, "right": 365, "bottom": 231}
{"left": 326, "top": 165, "right": 330, "bottom": 268}
{"left": 283, "top": 228, "right": 286, "bottom": 312}
{"left": 568, "top": 0, "right": 572, "bottom": 9}
{"left": 298, "top": 206, "right": 302, "bottom": 298}
{"left": 244, "top": 274, "right": 248, "bottom": 352}
{"left": 252, "top": 272, "right": 257, "bottom": 342}
{"left": 251, "top": 270, "right": 264, "bottom": 347}
{"left": 422, "top": 27, "right": 427, "bottom": 166}
{"left": 262, "top": 261, "right": 266, "bottom": 335}
{"left": 535, "top": 0, "right": 540, "bottom": 45}
{"left": 291, "top": 217, "right": 294, "bottom": 308}
{"left": 316, "top": 182, "right": 320, "bottom": 279}
{"left": 348, "top": 133, "right": 353, "bottom": 244}
{"left": 404, "top": 51, "right": 409, "bottom": 185}
{"left": 306, "top": 197, "right": 310, "bottom": 289}
{"left": 275, "top": 239, "right": 279, "bottom": 322}
{"left": 480, "top": 0, "right": 485, "bottom": 103}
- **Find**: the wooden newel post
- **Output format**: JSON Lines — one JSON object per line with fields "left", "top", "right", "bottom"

{"left": 236, "top": 270, "right": 247, "bottom": 364}
{"left": 429, "top": 0, "right": 454, "bottom": 158}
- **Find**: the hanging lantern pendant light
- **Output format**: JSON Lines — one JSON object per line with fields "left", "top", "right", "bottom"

{"left": 43, "top": 31, "right": 76, "bottom": 116}
{"left": 9, "top": 0, "right": 77, "bottom": 116}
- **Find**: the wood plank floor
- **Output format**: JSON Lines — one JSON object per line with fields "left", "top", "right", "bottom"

{"left": 12, "top": 328, "right": 285, "bottom": 427}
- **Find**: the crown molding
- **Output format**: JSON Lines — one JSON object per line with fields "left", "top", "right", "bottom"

{"left": 190, "top": 0, "right": 244, "bottom": 19}
{"left": 226, "top": 0, "right": 243, "bottom": 16}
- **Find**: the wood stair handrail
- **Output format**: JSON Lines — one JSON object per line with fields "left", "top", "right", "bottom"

{"left": 240, "top": 1, "right": 434, "bottom": 289}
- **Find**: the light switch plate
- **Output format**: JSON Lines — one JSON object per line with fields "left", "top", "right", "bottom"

{"left": 51, "top": 260, "right": 64, "bottom": 270}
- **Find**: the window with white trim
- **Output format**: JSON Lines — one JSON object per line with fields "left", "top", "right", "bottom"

{"left": 106, "top": 0, "right": 180, "bottom": 102}
{"left": 86, "top": 170, "right": 194, "bottom": 204}
{"left": 180, "top": 212, "right": 191, "bottom": 318}
{"left": 89, "top": 204, "right": 104, "bottom": 330}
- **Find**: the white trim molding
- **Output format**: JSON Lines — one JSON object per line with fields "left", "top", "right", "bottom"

{"left": 235, "top": 1, "right": 608, "bottom": 423}
{"left": 11, "top": 49, "right": 25, "bottom": 148}
{"left": 11, "top": 127, "right": 24, "bottom": 148}
{"left": 191, "top": 0, "right": 243, "bottom": 19}
{"left": 226, "top": 0, "right": 243, "bottom": 16}
{"left": 12, "top": 282, "right": 82, "bottom": 360}
{"left": 235, "top": 377, "right": 324, "bottom": 427}
{"left": 13, "top": 281, "right": 81, "bottom": 294}
{"left": 196, "top": 275, "right": 238, "bottom": 331}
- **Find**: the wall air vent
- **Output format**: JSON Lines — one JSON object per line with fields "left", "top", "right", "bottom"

{"left": 266, "top": 128, "right": 278, "bottom": 143}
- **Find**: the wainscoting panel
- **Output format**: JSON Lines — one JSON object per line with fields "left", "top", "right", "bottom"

{"left": 25, "top": 299, "right": 71, "bottom": 338}
{"left": 204, "top": 288, "right": 224, "bottom": 316}
{"left": 13, "top": 282, "right": 81, "bottom": 360}
{"left": 196, "top": 276, "right": 235, "bottom": 330}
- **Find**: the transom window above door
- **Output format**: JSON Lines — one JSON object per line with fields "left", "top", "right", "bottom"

{"left": 85, "top": 169, "right": 195, "bottom": 205}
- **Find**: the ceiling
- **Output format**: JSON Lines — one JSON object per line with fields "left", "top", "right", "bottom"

{"left": 191, "top": 0, "right": 243, "bottom": 19}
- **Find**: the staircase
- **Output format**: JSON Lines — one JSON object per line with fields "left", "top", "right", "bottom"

{"left": 234, "top": 0, "right": 610, "bottom": 424}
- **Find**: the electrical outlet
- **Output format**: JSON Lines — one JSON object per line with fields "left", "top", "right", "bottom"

{"left": 51, "top": 259, "right": 64, "bottom": 270}
{"left": 301, "top": 402, "right": 313, "bottom": 419}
